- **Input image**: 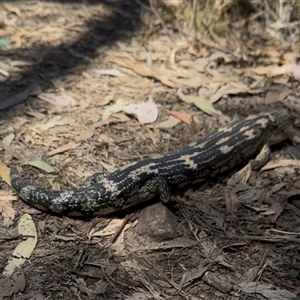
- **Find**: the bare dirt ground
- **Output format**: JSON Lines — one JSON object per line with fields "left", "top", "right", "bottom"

{"left": 0, "top": 1, "right": 300, "bottom": 299}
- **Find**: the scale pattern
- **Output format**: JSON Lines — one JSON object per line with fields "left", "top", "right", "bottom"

{"left": 10, "top": 112, "right": 288, "bottom": 216}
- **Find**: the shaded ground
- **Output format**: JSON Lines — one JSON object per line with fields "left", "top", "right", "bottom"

{"left": 0, "top": 1, "right": 300, "bottom": 299}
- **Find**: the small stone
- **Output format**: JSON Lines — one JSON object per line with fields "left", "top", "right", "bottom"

{"left": 136, "top": 203, "right": 177, "bottom": 241}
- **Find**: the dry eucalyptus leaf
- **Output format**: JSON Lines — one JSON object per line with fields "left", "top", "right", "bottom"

{"left": 38, "top": 92, "right": 76, "bottom": 107}
{"left": 3, "top": 214, "right": 38, "bottom": 276}
{"left": 241, "top": 64, "right": 293, "bottom": 77}
{"left": 169, "top": 111, "right": 193, "bottom": 125}
{"left": 106, "top": 57, "right": 176, "bottom": 88}
{"left": 261, "top": 159, "right": 300, "bottom": 172}
{"left": 46, "top": 142, "right": 80, "bottom": 157}
{"left": 0, "top": 164, "right": 11, "bottom": 185}
{"left": 90, "top": 219, "right": 124, "bottom": 237}
{"left": 123, "top": 97, "right": 158, "bottom": 124}
{"left": 39, "top": 116, "right": 71, "bottom": 131}
{"left": 157, "top": 116, "right": 180, "bottom": 128}
{"left": 2, "top": 133, "right": 15, "bottom": 147}
{"left": 76, "top": 129, "right": 95, "bottom": 142}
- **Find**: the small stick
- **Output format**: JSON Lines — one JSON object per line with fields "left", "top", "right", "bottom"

{"left": 109, "top": 213, "right": 137, "bottom": 243}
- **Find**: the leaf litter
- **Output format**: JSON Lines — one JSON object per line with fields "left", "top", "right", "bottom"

{"left": 0, "top": 1, "right": 300, "bottom": 299}
{"left": 2, "top": 213, "right": 37, "bottom": 277}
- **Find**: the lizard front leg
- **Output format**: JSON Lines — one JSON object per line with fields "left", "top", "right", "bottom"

{"left": 137, "top": 176, "right": 172, "bottom": 204}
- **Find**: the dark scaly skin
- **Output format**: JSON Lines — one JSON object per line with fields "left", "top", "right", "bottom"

{"left": 10, "top": 112, "right": 288, "bottom": 217}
